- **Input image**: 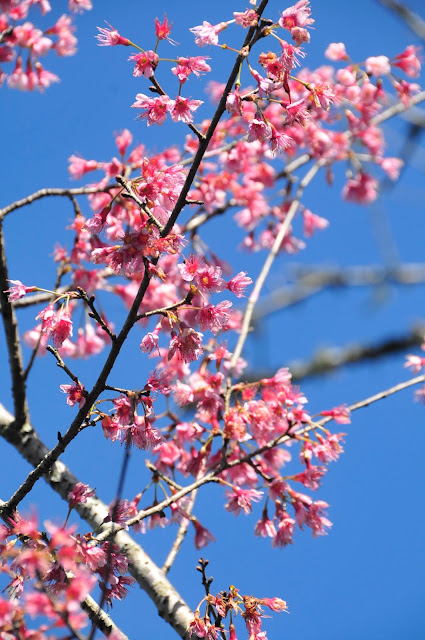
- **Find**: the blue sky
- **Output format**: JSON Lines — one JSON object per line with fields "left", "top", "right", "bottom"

{"left": 1, "top": 1, "right": 425, "bottom": 639}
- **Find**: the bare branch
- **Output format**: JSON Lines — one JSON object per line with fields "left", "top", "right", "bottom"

{"left": 244, "top": 325, "right": 425, "bottom": 382}
{"left": 0, "top": 185, "right": 116, "bottom": 222}
{"left": 377, "top": 0, "right": 425, "bottom": 40}
{"left": 252, "top": 263, "right": 425, "bottom": 322}
{"left": 162, "top": 493, "right": 197, "bottom": 576}
{"left": 227, "top": 159, "right": 326, "bottom": 378}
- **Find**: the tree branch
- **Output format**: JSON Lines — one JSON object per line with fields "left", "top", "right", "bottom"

{"left": 0, "top": 185, "right": 116, "bottom": 221}
{"left": 0, "top": 222, "right": 29, "bottom": 427}
{"left": 0, "top": 404, "right": 197, "bottom": 640}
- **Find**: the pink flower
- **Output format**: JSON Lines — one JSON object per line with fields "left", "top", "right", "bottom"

{"left": 279, "top": 0, "right": 314, "bottom": 31}
{"left": 115, "top": 128, "right": 133, "bottom": 156}
{"left": 84, "top": 206, "right": 110, "bottom": 234}
{"left": 155, "top": 14, "right": 176, "bottom": 44}
{"left": 285, "top": 98, "right": 309, "bottom": 124}
{"left": 404, "top": 354, "right": 425, "bottom": 373}
{"left": 314, "top": 433, "right": 345, "bottom": 463}
{"left": 51, "top": 310, "right": 73, "bottom": 348}
{"left": 270, "top": 127, "right": 293, "bottom": 155}
{"left": 140, "top": 324, "right": 161, "bottom": 353}
{"left": 255, "top": 512, "right": 277, "bottom": 537}
{"left": 192, "top": 518, "right": 215, "bottom": 548}
{"left": 393, "top": 45, "right": 422, "bottom": 78}
{"left": 4, "top": 279, "right": 36, "bottom": 301}
{"left": 365, "top": 55, "right": 391, "bottom": 76}
{"left": 320, "top": 404, "right": 351, "bottom": 424}
{"left": 196, "top": 300, "right": 232, "bottom": 334}
{"left": 302, "top": 209, "right": 329, "bottom": 237}
{"left": 189, "top": 20, "right": 228, "bottom": 47}
{"left": 311, "top": 83, "right": 335, "bottom": 110}
{"left": 272, "top": 511, "right": 295, "bottom": 547}
{"left": 342, "top": 172, "right": 378, "bottom": 205}
{"left": 132, "top": 93, "right": 170, "bottom": 126}
{"left": 234, "top": 9, "right": 258, "bottom": 28}
{"left": 169, "top": 96, "right": 203, "bottom": 123}
{"left": 96, "top": 23, "right": 130, "bottom": 46}
{"left": 178, "top": 254, "right": 204, "bottom": 281}
{"left": 67, "top": 482, "right": 95, "bottom": 508}
{"left": 36, "top": 304, "right": 73, "bottom": 348}
{"left": 293, "top": 465, "right": 327, "bottom": 490}
{"left": 168, "top": 325, "right": 203, "bottom": 363}
{"left": 259, "top": 597, "right": 288, "bottom": 612}
{"left": 325, "top": 42, "right": 347, "bottom": 61}
{"left": 129, "top": 50, "right": 159, "bottom": 78}
{"left": 227, "top": 272, "right": 252, "bottom": 297}
{"left": 60, "top": 382, "right": 86, "bottom": 407}
{"left": 226, "top": 86, "right": 243, "bottom": 115}
{"left": 380, "top": 157, "right": 403, "bottom": 180}
{"left": 225, "top": 487, "right": 263, "bottom": 515}
{"left": 306, "top": 500, "right": 332, "bottom": 537}
{"left": 68, "top": 155, "right": 98, "bottom": 179}
{"left": 69, "top": 0, "right": 93, "bottom": 13}
{"left": 196, "top": 265, "right": 226, "bottom": 293}
{"left": 247, "top": 117, "right": 273, "bottom": 143}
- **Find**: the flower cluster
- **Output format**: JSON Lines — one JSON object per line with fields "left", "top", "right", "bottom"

{"left": 0, "top": 507, "right": 133, "bottom": 639}
{"left": 0, "top": 1, "right": 92, "bottom": 91}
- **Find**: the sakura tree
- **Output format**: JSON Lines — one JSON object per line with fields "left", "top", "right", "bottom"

{"left": 1, "top": 1, "right": 425, "bottom": 639}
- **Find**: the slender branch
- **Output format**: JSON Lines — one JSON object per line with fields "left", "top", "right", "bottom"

{"left": 87, "top": 438, "right": 133, "bottom": 640}
{"left": 252, "top": 263, "right": 425, "bottom": 322}
{"left": 0, "top": 185, "right": 116, "bottom": 221}
{"left": 317, "top": 372, "right": 425, "bottom": 427}
{"left": 377, "top": 0, "right": 425, "bottom": 39}
{"left": 46, "top": 345, "right": 82, "bottom": 385}
{"left": 227, "top": 159, "right": 326, "bottom": 377}
{"left": 137, "top": 288, "right": 196, "bottom": 321}
{"left": 162, "top": 490, "right": 197, "bottom": 575}
{"left": 161, "top": 0, "right": 271, "bottom": 237}
{"left": 0, "top": 222, "right": 29, "bottom": 427}
{"left": 371, "top": 89, "right": 425, "bottom": 126}
{"left": 115, "top": 175, "right": 164, "bottom": 231}
{"left": 77, "top": 287, "right": 116, "bottom": 341}
{"left": 244, "top": 325, "right": 425, "bottom": 382}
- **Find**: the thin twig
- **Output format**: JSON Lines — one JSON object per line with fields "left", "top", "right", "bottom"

{"left": 227, "top": 159, "right": 326, "bottom": 379}
{"left": 0, "top": 185, "right": 116, "bottom": 221}
{"left": 136, "top": 288, "right": 196, "bottom": 321}
{"left": 46, "top": 345, "right": 82, "bottom": 385}
{"left": 115, "top": 175, "right": 164, "bottom": 231}
{"left": 162, "top": 490, "right": 198, "bottom": 575}
{"left": 77, "top": 287, "right": 116, "bottom": 341}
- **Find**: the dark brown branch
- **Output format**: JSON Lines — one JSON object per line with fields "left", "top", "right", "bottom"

{"left": 161, "top": 0, "right": 271, "bottom": 237}
{"left": 46, "top": 346, "right": 83, "bottom": 386}
{"left": 0, "top": 185, "right": 116, "bottom": 221}
{"left": 77, "top": 287, "right": 116, "bottom": 341}
{"left": 0, "top": 223, "right": 29, "bottom": 427}
{"left": 115, "top": 175, "right": 164, "bottom": 230}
